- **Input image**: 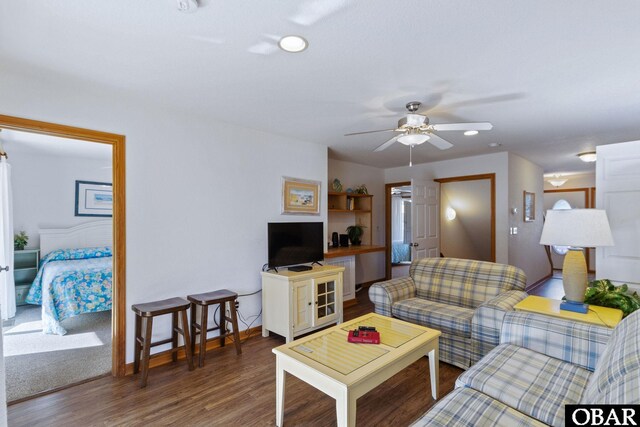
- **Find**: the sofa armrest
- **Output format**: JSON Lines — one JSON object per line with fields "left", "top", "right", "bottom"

{"left": 470, "top": 290, "right": 529, "bottom": 364}
{"left": 500, "top": 311, "right": 613, "bottom": 371}
{"left": 368, "top": 277, "right": 416, "bottom": 317}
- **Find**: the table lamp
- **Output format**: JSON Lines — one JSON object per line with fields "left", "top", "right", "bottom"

{"left": 539, "top": 209, "right": 614, "bottom": 313}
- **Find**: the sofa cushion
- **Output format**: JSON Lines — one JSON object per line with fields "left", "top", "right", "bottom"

{"left": 393, "top": 298, "right": 473, "bottom": 336}
{"left": 582, "top": 309, "right": 640, "bottom": 404}
{"left": 456, "top": 344, "right": 591, "bottom": 427}
{"left": 411, "top": 258, "right": 526, "bottom": 309}
{"left": 411, "top": 387, "right": 546, "bottom": 427}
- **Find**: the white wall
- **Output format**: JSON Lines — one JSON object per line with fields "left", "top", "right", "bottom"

{"left": 0, "top": 65, "right": 328, "bottom": 362}
{"left": 10, "top": 152, "right": 111, "bottom": 251}
{"left": 328, "top": 159, "right": 385, "bottom": 283}
{"left": 385, "top": 152, "right": 510, "bottom": 264}
{"left": 508, "top": 153, "right": 549, "bottom": 286}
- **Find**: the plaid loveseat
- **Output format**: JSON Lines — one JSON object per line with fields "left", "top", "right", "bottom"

{"left": 369, "top": 257, "right": 527, "bottom": 368}
{"left": 414, "top": 310, "right": 640, "bottom": 426}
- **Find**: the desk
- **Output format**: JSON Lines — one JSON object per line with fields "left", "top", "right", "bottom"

{"left": 324, "top": 245, "right": 385, "bottom": 304}
{"left": 514, "top": 295, "right": 623, "bottom": 328}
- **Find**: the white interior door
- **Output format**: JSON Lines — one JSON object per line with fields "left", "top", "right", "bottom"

{"left": 596, "top": 140, "right": 640, "bottom": 289}
{"left": 411, "top": 179, "right": 440, "bottom": 260}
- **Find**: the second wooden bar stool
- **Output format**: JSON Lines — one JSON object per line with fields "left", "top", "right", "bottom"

{"left": 188, "top": 289, "right": 242, "bottom": 368}
{"left": 132, "top": 297, "right": 195, "bottom": 387}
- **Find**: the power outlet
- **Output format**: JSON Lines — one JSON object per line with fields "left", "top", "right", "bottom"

{"left": 235, "top": 301, "right": 239, "bottom": 309}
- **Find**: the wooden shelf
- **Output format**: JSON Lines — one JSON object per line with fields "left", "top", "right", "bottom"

{"left": 324, "top": 245, "right": 386, "bottom": 258}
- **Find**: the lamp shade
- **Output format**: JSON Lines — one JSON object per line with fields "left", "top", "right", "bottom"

{"left": 539, "top": 209, "right": 614, "bottom": 247}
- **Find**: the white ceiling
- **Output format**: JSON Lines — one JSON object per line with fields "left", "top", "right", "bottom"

{"left": 2, "top": 1, "right": 640, "bottom": 172}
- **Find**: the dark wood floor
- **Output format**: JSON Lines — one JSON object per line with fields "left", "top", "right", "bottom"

{"left": 7, "top": 290, "right": 463, "bottom": 427}
{"left": 8, "top": 274, "right": 565, "bottom": 426}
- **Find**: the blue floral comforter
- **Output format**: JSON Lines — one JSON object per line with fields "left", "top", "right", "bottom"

{"left": 25, "top": 247, "right": 112, "bottom": 335}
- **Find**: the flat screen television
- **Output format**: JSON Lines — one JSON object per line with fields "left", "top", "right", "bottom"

{"left": 268, "top": 222, "right": 324, "bottom": 269}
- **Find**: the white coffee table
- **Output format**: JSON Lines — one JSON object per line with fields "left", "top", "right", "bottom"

{"left": 272, "top": 313, "right": 441, "bottom": 426}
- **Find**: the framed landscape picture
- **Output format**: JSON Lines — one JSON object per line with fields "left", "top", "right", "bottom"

{"left": 75, "top": 180, "right": 113, "bottom": 217}
{"left": 523, "top": 191, "right": 535, "bottom": 222}
{"left": 282, "top": 177, "right": 320, "bottom": 215}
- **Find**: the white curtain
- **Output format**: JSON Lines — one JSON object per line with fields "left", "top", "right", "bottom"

{"left": 403, "top": 200, "right": 412, "bottom": 244}
{"left": 0, "top": 157, "right": 15, "bottom": 320}
{"left": 391, "top": 195, "right": 404, "bottom": 242}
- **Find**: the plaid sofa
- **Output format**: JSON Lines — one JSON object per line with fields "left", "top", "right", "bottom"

{"left": 413, "top": 310, "right": 640, "bottom": 426}
{"left": 369, "top": 257, "right": 527, "bottom": 368}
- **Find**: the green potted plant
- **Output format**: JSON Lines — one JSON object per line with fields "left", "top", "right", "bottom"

{"left": 346, "top": 225, "right": 366, "bottom": 246}
{"left": 14, "top": 230, "right": 28, "bottom": 251}
{"left": 584, "top": 279, "right": 640, "bottom": 317}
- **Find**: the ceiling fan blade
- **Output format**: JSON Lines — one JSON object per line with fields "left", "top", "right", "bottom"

{"left": 345, "top": 129, "right": 396, "bottom": 136}
{"left": 427, "top": 133, "right": 454, "bottom": 150}
{"left": 374, "top": 135, "right": 400, "bottom": 152}
{"left": 444, "top": 93, "right": 524, "bottom": 110}
{"left": 431, "top": 122, "right": 493, "bottom": 131}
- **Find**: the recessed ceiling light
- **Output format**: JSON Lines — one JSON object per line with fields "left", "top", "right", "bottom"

{"left": 488, "top": 142, "right": 502, "bottom": 147}
{"left": 578, "top": 151, "right": 597, "bottom": 162}
{"left": 464, "top": 130, "right": 478, "bottom": 136}
{"left": 278, "top": 35, "right": 308, "bottom": 53}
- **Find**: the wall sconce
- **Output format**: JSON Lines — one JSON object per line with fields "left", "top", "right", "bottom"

{"left": 445, "top": 207, "right": 457, "bottom": 221}
{"left": 511, "top": 207, "right": 518, "bottom": 215}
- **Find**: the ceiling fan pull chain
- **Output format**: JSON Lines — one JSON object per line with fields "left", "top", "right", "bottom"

{"left": 409, "top": 144, "right": 414, "bottom": 167}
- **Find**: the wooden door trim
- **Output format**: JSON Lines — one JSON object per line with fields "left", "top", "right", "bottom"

{"left": 385, "top": 181, "right": 411, "bottom": 280}
{"left": 0, "top": 114, "right": 126, "bottom": 377}
{"left": 434, "top": 173, "right": 496, "bottom": 262}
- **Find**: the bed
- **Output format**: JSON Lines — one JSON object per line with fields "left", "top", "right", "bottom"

{"left": 391, "top": 241, "right": 411, "bottom": 264}
{"left": 24, "top": 221, "right": 113, "bottom": 335}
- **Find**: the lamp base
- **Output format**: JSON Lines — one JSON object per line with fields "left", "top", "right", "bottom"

{"left": 560, "top": 300, "right": 589, "bottom": 314}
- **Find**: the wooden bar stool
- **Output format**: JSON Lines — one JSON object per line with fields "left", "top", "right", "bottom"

{"left": 132, "top": 297, "right": 195, "bottom": 387}
{"left": 187, "top": 289, "right": 242, "bottom": 368}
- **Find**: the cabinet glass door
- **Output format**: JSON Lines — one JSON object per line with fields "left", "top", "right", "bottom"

{"left": 314, "top": 275, "right": 339, "bottom": 326}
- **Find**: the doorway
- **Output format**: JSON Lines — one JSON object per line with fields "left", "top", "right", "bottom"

{"left": 0, "top": 115, "right": 126, "bottom": 387}
{"left": 543, "top": 188, "right": 592, "bottom": 272}
{"left": 385, "top": 181, "right": 411, "bottom": 279}
{"left": 435, "top": 174, "right": 495, "bottom": 262}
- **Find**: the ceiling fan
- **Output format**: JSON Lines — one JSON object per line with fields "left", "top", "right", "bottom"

{"left": 345, "top": 101, "right": 493, "bottom": 166}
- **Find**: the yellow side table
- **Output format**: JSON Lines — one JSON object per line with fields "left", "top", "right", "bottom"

{"left": 514, "top": 295, "right": 623, "bottom": 328}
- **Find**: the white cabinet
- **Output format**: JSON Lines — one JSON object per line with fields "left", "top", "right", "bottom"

{"left": 261, "top": 265, "right": 345, "bottom": 343}
{"left": 325, "top": 256, "right": 356, "bottom": 302}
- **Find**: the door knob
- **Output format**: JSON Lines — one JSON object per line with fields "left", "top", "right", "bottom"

{"left": 0, "top": 266, "right": 8, "bottom": 272}
{"left": 411, "top": 243, "right": 419, "bottom": 247}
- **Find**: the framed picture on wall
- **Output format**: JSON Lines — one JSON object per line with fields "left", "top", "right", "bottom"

{"left": 282, "top": 176, "right": 320, "bottom": 215}
{"left": 75, "top": 180, "right": 113, "bottom": 217}
{"left": 523, "top": 191, "right": 535, "bottom": 222}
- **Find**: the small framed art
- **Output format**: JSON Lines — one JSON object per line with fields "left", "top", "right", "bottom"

{"left": 75, "top": 180, "right": 113, "bottom": 217}
{"left": 523, "top": 191, "right": 535, "bottom": 222}
{"left": 282, "top": 177, "right": 320, "bottom": 215}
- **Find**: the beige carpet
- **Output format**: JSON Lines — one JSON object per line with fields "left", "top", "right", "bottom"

{"left": 2, "top": 305, "right": 111, "bottom": 402}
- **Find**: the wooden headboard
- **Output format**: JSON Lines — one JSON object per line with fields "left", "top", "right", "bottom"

{"left": 39, "top": 220, "right": 113, "bottom": 257}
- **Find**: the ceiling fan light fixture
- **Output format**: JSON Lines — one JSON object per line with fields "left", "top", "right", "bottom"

{"left": 464, "top": 130, "right": 479, "bottom": 136}
{"left": 278, "top": 35, "right": 308, "bottom": 53}
{"left": 547, "top": 178, "right": 568, "bottom": 187}
{"left": 397, "top": 132, "right": 429, "bottom": 146}
{"left": 578, "top": 151, "right": 597, "bottom": 162}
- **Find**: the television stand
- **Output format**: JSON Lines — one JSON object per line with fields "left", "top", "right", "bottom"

{"left": 288, "top": 265, "right": 312, "bottom": 272}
